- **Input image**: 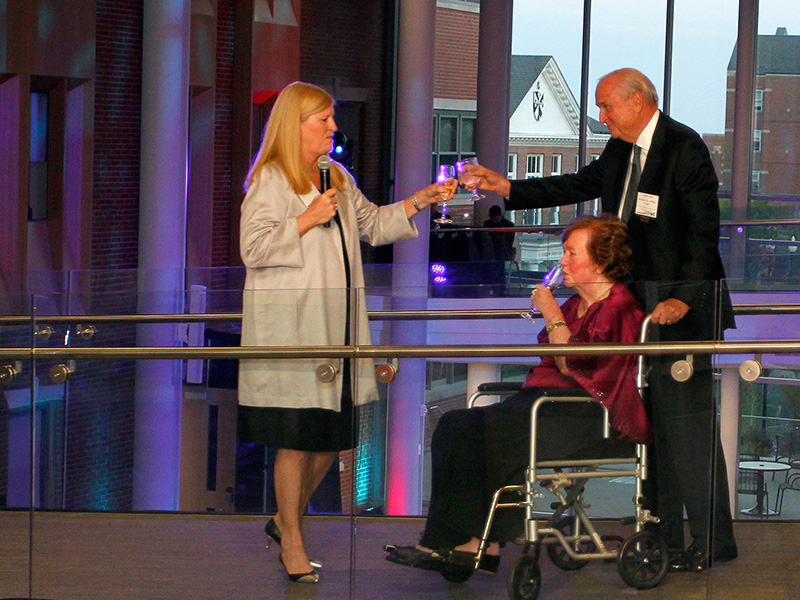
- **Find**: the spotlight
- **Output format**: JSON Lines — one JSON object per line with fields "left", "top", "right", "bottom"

{"left": 430, "top": 263, "right": 448, "bottom": 285}
{"left": 330, "top": 131, "right": 353, "bottom": 170}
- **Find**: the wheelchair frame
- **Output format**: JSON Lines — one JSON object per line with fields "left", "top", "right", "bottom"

{"left": 446, "top": 315, "right": 669, "bottom": 598}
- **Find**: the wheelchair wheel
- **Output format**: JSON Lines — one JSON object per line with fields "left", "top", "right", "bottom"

{"left": 546, "top": 517, "right": 594, "bottom": 570}
{"left": 440, "top": 561, "right": 474, "bottom": 583}
{"left": 507, "top": 554, "right": 541, "bottom": 600}
{"left": 617, "top": 531, "right": 669, "bottom": 590}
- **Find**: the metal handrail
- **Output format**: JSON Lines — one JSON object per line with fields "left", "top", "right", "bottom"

{"left": 1, "top": 303, "right": 799, "bottom": 326}
{"left": 0, "top": 309, "right": 534, "bottom": 325}
{"left": 1, "top": 339, "right": 800, "bottom": 361}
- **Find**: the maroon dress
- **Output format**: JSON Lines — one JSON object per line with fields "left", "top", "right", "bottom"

{"left": 523, "top": 282, "right": 649, "bottom": 443}
{"left": 418, "top": 283, "right": 649, "bottom": 550}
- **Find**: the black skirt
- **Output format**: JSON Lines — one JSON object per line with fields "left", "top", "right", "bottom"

{"left": 238, "top": 360, "right": 358, "bottom": 453}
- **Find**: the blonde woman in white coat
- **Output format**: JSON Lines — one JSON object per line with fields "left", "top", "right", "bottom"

{"left": 239, "top": 81, "right": 452, "bottom": 584}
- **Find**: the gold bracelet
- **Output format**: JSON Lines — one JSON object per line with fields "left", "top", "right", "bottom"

{"left": 546, "top": 320, "right": 567, "bottom": 333}
{"left": 411, "top": 195, "right": 423, "bottom": 212}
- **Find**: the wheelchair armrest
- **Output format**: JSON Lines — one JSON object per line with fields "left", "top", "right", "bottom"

{"left": 476, "top": 382, "right": 524, "bottom": 394}
{"left": 533, "top": 387, "right": 592, "bottom": 399}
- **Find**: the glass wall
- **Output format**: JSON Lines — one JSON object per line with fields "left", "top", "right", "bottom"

{"left": 0, "top": 302, "right": 33, "bottom": 598}
{"left": 509, "top": 2, "right": 589, "bottom": 228}
{"left": 2, "top": 268, "right": 800, "bottom": 597}
{"left": 3, "top": 0, "right": 800, "bottom": 597}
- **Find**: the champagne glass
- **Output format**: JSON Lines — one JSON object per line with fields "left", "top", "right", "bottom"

{"left": 434, "top": 164, "right": 456, "bottom": 224}
{"left": 456, "top": 156, "right": 486, "bottom": 200}
{"left": 521, "top": 263, "right": 564, "bottom": 324}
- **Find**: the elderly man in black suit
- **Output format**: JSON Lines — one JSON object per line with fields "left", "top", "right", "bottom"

{"left": 462, "top": 67, "right": 737, "bottom": 571}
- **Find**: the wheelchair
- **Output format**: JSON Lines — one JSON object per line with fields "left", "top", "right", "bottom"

{"left": 437, "top": 316, "right": 669, "bottom": 599}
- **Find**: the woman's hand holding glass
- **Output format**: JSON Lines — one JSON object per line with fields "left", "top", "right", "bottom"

{"left": 403, "top": 178, "right": 456, "bottom": 220}
{"left": 531, "top": 285, "right": 560, "bottom": 323}
{"left": 532, "top": 283, "right": 571, "bottom": 374}
{"left": 521, "top": 263, "right": 564, "bottom": 324}
{"left": 434, "top": 164, "right": 457, "bottom": 224}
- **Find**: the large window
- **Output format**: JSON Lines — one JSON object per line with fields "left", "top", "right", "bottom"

{"left": 551, "top": 153, "right": 562, "bottom": 175}
{"left": 508, "top": 153, "right": 518, "bottom": 178}
{"left": 29, "top": 91, "right": 49, "bottom": 221}
{"left": 525, "top": 153, "right": 543, "bottom": 178}
{"left": 432, "top": 111, "right": 476, "bottom": 177}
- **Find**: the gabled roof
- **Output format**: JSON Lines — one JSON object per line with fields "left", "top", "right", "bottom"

{"left": 509, "top": 55, "right": 609, "bottom": 135}
{"left": 728, "top": 28, "right": 800, "bottom": 75}
{"left": 510, "top": 56, "right": 552, "bottom": 116}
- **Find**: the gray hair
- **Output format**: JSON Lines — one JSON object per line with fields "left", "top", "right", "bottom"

{"left": 602, "top": 68, "right": 659, "bottom": 107}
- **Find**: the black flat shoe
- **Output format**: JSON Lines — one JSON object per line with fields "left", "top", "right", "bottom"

{"left": 384, "top": 545, "right": 445, "bottom": 572}
{"left": 668, "top": 549, "right": 691, "bottom": 573}
{"left": 446, "top": 549, "right": 500, "bottom": 574}
{"left": 279, "top": 555, "right": 319, "bottom": 584}
{"left": 669, "top": 546, "right": 707, "bottom": 573}
{"left": 265, "top": 518, "right": 323, "bottom": 570}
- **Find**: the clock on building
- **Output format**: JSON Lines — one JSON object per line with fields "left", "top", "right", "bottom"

{"left": 532, "top": 91, "right": 544, "bottom": 121}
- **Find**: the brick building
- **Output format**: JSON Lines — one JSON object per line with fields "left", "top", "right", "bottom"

{"left": 722, "top": 27, "right": 800, "bottom": 200}
{"left": 433, "top": 2, "right": 608, "bottom": 232}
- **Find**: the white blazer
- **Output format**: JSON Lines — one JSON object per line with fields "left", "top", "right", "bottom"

{"left": 238, "top": 162, "right": 418, "bottom": 411}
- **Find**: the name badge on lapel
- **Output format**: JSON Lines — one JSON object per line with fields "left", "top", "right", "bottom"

{"left": 635, "top": 192, "right": 659, "bottom": 220}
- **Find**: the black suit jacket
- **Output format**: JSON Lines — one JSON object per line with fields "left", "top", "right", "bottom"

{"left": 506, "top": 113, "right": 734, "bottom": 336}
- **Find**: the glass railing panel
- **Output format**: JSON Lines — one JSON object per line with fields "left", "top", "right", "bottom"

{"left": 0, "top": 300, "right": 33, "bottom": 600}
{"left": 432, "top": 219, "right": 800, "bottom": 295}
{"left": 725, "top": 279, "right": 800, "bottom": 524}
{"left": 24, "top": 282, "right": 357, "bottom": 597}
{"left": 232, "top": 284, "right": 357, "bottom": 595}
{"left": 429, "top": 228, "right": 564, "bottom": 296}
{"left": 4, "top": 268, "right": 796, "bottom": 597}
{"left": 720, "top": 218, "right": 800, "bottom": 289}
{"left": 354, "top": 278, "right": 733, "bottom": 596}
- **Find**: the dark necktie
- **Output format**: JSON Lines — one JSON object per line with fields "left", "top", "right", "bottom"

{"left": 621, "top": 145, "right": 641, "bottom": 223}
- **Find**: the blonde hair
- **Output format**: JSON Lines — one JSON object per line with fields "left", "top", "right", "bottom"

{"left": 245, "top": 81, "right": 345, "bottom": 194}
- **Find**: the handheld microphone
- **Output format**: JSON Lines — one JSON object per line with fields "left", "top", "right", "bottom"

{"left": 318, "top": 155, "right": 332, "bottom": 227}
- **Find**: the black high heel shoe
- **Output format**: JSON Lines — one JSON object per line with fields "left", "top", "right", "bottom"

{"left": 279, "top": 555, "right": 319, "bottom": 584}
{"left": 265, "top": 518, "right": 323, "bottom": 570}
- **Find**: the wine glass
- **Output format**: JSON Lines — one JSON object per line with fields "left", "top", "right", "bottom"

{"left": 456, "top": 156, "right": 486, "bottom": 200}
{"left": 434, "top": 164, "right": 456, "bottom": 224}
{"left": 521, "top": 263, "right": 564, "bottom": 324}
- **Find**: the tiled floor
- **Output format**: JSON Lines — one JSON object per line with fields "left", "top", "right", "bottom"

{"left": 1, "top": 511, "right": 798, "bottom": 600}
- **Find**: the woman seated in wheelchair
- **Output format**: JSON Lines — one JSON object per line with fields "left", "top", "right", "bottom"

{"left": 386, "top": 214, "right": 650, "bottom": 574}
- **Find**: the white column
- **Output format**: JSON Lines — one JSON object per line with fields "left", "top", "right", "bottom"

{"left": 466, "top": 362, "right": 502, "bottom": 407}
{"left": 719, "top": 365, "right": 741, "bottom": 514}
{"left": 386, "top": 0, "right": 436, "bottom": 516}
{"left": 133, "top": 0, "right": 191, "bottom": 511}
